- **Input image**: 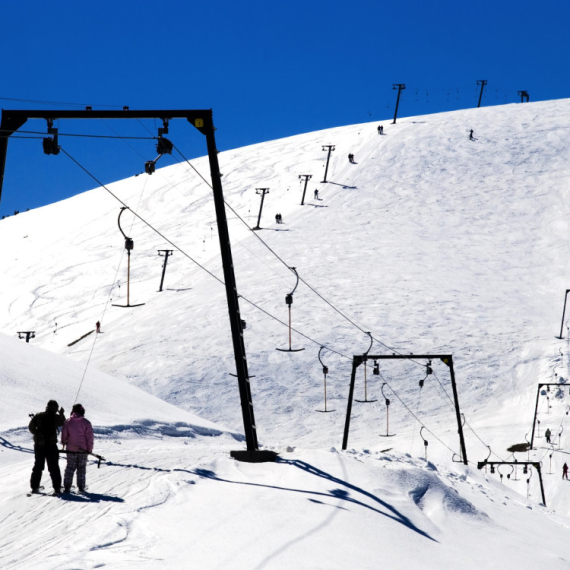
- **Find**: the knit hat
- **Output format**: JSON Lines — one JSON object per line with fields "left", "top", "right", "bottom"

{"left": 72, "top": 403, "right": 85, "bottom": 416}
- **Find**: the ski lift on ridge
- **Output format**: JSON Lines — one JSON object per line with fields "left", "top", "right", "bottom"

{"left": 316, "top": 346, "right": 335, "bottom": 413}
{"left": 276, "top": 267, "right": 305, "bottom": 353}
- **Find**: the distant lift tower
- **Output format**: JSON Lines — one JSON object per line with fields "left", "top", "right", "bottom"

{"left": 392, "top": 84, "right": 406, "bottom": 124}
{"left": 477, "top": 80, "right": 488, "bottom": 108}
{"left": 299, "top": 174, "right": 312, "bottom": 205}
{"left": 253, "top": 188, "right": 269, "bottom": 230}
{"left": 321, "top": 145, "right": 335, "bottom": 183}
{"left": 157, "top": 250, "right": 174, "bottom": 292}
{"left": 17, "top": 331, "right": 35, "bottom": 343}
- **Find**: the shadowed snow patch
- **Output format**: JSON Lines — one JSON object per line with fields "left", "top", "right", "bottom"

{"left": 93, "top": 420, "right": 244, "bottom": 440}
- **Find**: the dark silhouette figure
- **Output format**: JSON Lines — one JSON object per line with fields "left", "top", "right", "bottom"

{"left": 314, "top": 189, "right": 319, "bottom": 199}
{"left": 275, "top": 213, "right": 279, "bottom": 224}
{"left": 563, "top": 463, "right": 569, "bottom": 480}
{"left": 348, "top": 153, "right": 355, "bottom": 163}
{"left": 96, "top": 321, "right": 101, "bottom": 333}
{"left": 469, "top": 129, "right": 474, "bottom": 140}
{"left": 29, "top": 400, "right": 66, "bottom": 493}
{"left": 545, "top": 428, "right": 551, "bottom": 444}
{"left": 377, "top": 125, "right": 384, "bottom": 135}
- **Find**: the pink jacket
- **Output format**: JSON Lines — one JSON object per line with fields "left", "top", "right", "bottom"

{"left": 62, "top": 414, "right": 94, "bottom": 453}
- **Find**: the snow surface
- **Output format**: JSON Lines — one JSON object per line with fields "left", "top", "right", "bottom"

{"left": 1, "top": 100, "right": 570, "bottom": 567}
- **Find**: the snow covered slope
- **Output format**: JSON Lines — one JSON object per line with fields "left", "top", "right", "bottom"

{"left": 1, "top": 100, "right": 570, "bottom": 567}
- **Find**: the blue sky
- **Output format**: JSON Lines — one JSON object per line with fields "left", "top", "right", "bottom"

{"left": 1, "top": 0, "right": 569, "bottom": 216}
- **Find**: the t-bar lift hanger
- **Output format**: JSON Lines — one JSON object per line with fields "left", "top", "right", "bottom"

{"left": 316, "top": 346, "right": 335, "bottom": 413}
{"left": 112, "top": 207, "right": 145, "bottom": 308}
{"left": 276, "top": 267, "right": 305, "bottom": 352}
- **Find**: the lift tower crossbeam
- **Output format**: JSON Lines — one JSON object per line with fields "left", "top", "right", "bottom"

{"left": 342, "top": 353, "right": 468, "bottom": 465}
{"left": 477, "top": 460, "right": 546, "bottom": 506}
{"left": 0, "top": 108, "right": 271, "bottom": 461}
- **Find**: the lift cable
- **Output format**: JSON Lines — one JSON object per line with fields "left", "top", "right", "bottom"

{"left": 0, "top": 128, "right": 155, "bottom": 141}
{"left": 378, "top": 371, "right": 461, "bottom": 460}
{"left": 72, "top": 245, "right": 125, "bottom": 404}
{"left": 0, "top": 95, "right": 123, "bottom": 108}
{"left": 59, "top": 146, "right": 357, "bottom": 363}
{"left": 432, "top": 369, "right": 506, "bottom": 462}
{"left": 73, "top": 174, "right": 150, "bottom": 402}
{"left": 172, "top": 144, "right": 425, "bottom": 366}
{"left": 62, "top": 143, "right": 470, "bottom": 459}
{"left": 60, "top": 147, "right": 225, "bottom": 288}
{"left": 59, "top": 146, "right": 494, "bottom": 462}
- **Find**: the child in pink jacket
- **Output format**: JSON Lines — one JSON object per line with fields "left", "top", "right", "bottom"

{"left": 61, "top": 404, "right": 94, "bottom": 492}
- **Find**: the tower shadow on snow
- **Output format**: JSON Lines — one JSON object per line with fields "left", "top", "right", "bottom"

{"left": 191, "top": 459, "right": 436, "bottom": 542}
{"left": 326, "top": 181, "right": 357, "bottom": 189}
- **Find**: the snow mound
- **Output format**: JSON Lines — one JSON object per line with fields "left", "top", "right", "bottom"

{"left": 396, "top": 468, "right": 487, "bottom": 520}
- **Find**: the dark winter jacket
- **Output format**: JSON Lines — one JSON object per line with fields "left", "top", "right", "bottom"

{"left": 29, "top": 411, "right": 65, "bottom": 447}
{"left": 62, "top": 413, "right": 94, "bottom": 453}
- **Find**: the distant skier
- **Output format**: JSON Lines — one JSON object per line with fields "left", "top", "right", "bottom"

{"left": 62, "top": 403, "right": 94, "bottom": 493}
{"left": 96, "top": 321, "right": 101, "bottom": 333}
{"left": 275, "top": 213, "right": 279, "bottom": 224}
{"left": 469, "top": 129, "right": 474, "bottom": 140}
{"left": 314, "top": 189, "right": 319, "bottom": 199}
{"left": 545, "top": 428, "right": 552, "bottom": 444}
{"left": 377, "top": 125, "right": 384, "bottom": 135}
{"left": 563, "top": 463, "right": 569, "bottom": 480}
{"left": 29, "top": 400, "right": 66, "bottom": 494}
{"left": 348, "top": 153, "right": 355, "bottom": 163}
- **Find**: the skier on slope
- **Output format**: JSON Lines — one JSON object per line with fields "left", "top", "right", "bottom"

{"left": 314, "top": 189, "right": 319, "bottom": 199}
{"left": 348, "top": 153, "right": 355, "bottom": 163}
{"left": 61, "top": 403, "right": 94, "bottom": 493}
{"left": 469, "top": 129, "right": 474, "bottom": 140}
{"left": 96, "top": 321, "right": 101, "bottom": 333}
{"left": 29, "top": 400, "right": 66, "bottom": 494}
{"left": 545, "top": 428, "right": 552, "bottom": 444}
{"left": 563, "top": 463, "right": 569, "bottom": 480}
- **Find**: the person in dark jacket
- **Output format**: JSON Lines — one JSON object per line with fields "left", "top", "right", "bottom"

{"left": 29, "top": 400, "right": 66, "bottom": 493}
{"left": 62, "top": 403, "right": 94, "bottom": 493}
